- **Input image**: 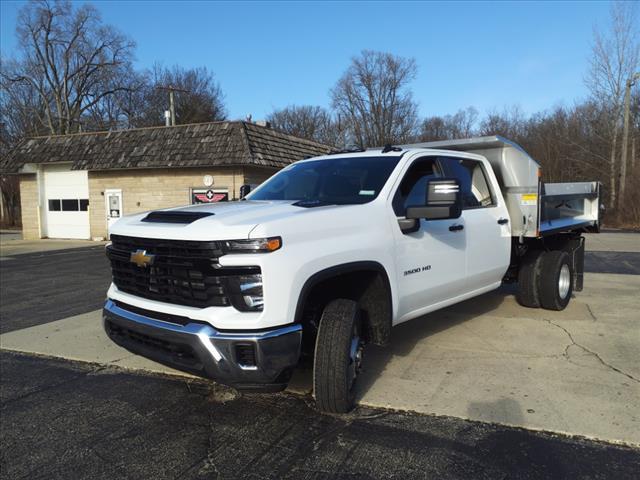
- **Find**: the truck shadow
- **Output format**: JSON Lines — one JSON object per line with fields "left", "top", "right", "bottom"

{"left": 287, "top": 286, "right": 517, "bottom": 401}
{"left": 353, "top": 286, "right": 515, "bottom": 403}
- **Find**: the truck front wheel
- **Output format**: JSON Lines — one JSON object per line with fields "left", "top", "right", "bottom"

{"left": 539, "top": 250, "right": 573, "bottom": 311}
{"left": 313, "top": 299, "right": 363, "bottom": 413}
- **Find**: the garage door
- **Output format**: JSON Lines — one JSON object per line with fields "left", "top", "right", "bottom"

{"left": 42, "top": 164, "right": 90, "bottom": 239}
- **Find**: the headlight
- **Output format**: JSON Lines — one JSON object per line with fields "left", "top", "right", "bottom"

{"left": 222, "top": 237, "right": 281, "bottom": 253}
{"left": 227, "top": 274, "right": 264, "bottom": 311}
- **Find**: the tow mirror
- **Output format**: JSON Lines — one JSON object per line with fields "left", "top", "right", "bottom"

{"left": 406, "top": 178, "right": 462, "bottom": 221}
{"left": 239, "top": 184, "right": 252, "bottom": 199}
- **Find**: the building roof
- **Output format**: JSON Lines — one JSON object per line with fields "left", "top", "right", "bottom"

{"left": 1, "top": 121, "right": 331, "bottom": 174}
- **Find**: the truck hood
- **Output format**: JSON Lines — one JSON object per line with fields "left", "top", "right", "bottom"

{"left": 108, "top": 200, "right": 369, "bottom": 241}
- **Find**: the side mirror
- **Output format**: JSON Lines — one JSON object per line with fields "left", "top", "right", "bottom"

{"left": 239, "top": 184, "right": 252, "bottom": 199}
{"left": 406, "top": 178, "right": 462, "bottom": 221}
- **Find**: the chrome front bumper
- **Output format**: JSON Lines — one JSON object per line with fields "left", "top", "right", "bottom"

{"left": 103, "top": 299, "right": 302, "bottom": 391}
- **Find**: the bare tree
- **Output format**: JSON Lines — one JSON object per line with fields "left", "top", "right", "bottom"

{"left": 0, "top": 120, "right": 23, "bottom": 227}
{"left": 331, "top": 50, "right": 418, "bottom": 148}
{"left": 0, "top": 175, "right": 20, "bottom": 228}
{"left": 417, "top": 116, "right": 448, "bottom": 142}
{"left": 135, "top": 64, "right": 226, "bottom": 127}
{"left": 1, "top": 0, "right": 136, "bottom": 135}
{"left": 418, "top": 107, "right": 478, "bottom": 141}
{"left": 83, "top": 69, "right": 146, "bottom": 130}
{"left": 479, "top": 105, "right": 528, "bottom": 142}
{"left": 267, "top": 105, "right": 341, "bottom": 146}
{"left": 585, "top": 0, "right": 639, "bottom": 210}
{"left": 0, "top": 59, "right": 49, "bottom": 141}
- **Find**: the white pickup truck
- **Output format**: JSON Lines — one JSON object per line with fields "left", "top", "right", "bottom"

{"left": 103, "top": 136, "right": 601, "bottom": 413}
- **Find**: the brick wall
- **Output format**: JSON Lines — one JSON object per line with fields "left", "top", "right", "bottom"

{"left": 88, "top": 166, "right": 263, "bottom": 239}
{"left": 19, "top": 174, "right": 41, "bottom": 240}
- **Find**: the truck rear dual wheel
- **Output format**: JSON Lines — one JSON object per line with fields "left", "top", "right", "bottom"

{"left": 516, "top": 249, "right": 573, "bottom": 311}
{"left": 313, "top": 299, "right": 363, "bottom": 413}
{"left": 539, "top": 250, "right": 573, "bottom": 311}
{"left": 516, "top": 250, "right": 545, "bottom": 308}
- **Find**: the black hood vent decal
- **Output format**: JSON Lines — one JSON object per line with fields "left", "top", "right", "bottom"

{"left": 141, "top": 210, "right": 215, "bottom": 224}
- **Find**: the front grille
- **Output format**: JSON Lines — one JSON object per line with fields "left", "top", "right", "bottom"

{"left": 110, "top": 234, "right": 224, "bottom": 258}
{"left": 107, "top": 235, "right": 259, "bottom": 308}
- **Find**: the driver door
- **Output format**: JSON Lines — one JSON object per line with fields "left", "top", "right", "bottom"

{"left": 390, "top": 156, "right": 467, "bottom": 323}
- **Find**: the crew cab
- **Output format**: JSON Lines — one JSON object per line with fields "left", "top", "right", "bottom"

{"left": 103, "top": 136, "right": 601, "bottom": 413}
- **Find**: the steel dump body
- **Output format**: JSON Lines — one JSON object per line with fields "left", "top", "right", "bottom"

{"left": 403, "top": 136, "right": 600, "bottom": 237}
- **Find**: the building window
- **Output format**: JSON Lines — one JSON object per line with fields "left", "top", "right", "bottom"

{"left": 61, "top": 199, "right": 79, "bottom": 211}
{"left": 48, "top": 199, "right": 89, "bottom": 211}
{"left": 191, "top": 188, "right": 229, "bottom": 204}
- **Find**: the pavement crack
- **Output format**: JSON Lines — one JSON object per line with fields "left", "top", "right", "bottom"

{"left": 585, "top": 304, "right": 598, "bottom": 321}
{"left": 545, "top": 319, "right": 640, "bottom": 384}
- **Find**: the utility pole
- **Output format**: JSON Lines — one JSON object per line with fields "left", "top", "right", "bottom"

{"left": 157, "top": 85, "right": 189, "bottom": 126}
{"left": 169, "top": 89, "right": 176, "bottom": 126}
{"left": 618, "top": 72, "right": 640, "bottom": 210}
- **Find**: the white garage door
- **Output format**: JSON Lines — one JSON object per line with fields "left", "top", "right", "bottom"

{"left": 42, "top": 164, "right": 90, "bottom": 239}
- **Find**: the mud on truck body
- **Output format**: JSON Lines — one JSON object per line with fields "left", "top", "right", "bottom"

{"left": 103, "top": 136, "right": 600, "bottom": 413}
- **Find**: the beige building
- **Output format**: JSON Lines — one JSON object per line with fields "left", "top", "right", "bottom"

{"left": 2, "top": 121, "right": 330, "bottom": 240}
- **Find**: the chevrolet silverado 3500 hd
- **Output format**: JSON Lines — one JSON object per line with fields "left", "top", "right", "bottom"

{"left": 103, "top": 136, "right": 601, "bottom": 413}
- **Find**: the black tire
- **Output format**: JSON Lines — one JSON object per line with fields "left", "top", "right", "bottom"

{"left": 313, "top": 299, "right": 363, "bottom": 413}
{"left": 516, "top": 249, "right": 544, "bottom": 308}
{"left": 539, "top": 250, "right": 573, "bottom": 311}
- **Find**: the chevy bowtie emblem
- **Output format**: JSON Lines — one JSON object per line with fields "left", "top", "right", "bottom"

{"left": 130, "top": 249, "right": 155, "bottom": 268}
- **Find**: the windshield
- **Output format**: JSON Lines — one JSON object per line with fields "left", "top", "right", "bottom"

{"left": 248, "top": 156, "right": 401, "bottom": 206}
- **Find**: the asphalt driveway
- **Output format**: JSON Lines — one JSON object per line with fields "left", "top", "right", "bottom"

{"left": 0, "top": 246, "right": 110, "bottom": 334}
{"left": 2, "top": 350, "right": 639, "bottom": 480}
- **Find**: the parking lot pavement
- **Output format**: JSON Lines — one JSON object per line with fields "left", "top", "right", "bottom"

{"left": 0, "top": 235, "right": 107, "bottom": 257}
{"left": 0, "top": 230, "right": 22, "bottom": 243}
{"left": 2, "top": 351, "right": 639, "bottom": 480}
{"left": 585, "top": 231, "right": 640, "bottom": 253}
{"left": 1, "top": 232, "right": 639, "bottom": 446}
{"left": 0, "top": 246, "right": 110, "bottom": 334}
{"left": 585, "top": 251, "right": 640, "bottom": 275}
{"left": 2, "top": 271, "right": 639, "bottom": 445}
{"left": 351, "top": 272, "right": 640, "bottom": 444}
{"left": 583, "top": 232, "right": 640, "bottom": 274}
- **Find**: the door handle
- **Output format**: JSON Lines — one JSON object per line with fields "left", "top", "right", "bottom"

{"left": 497, "top": 218, "right": 509, "bottom": 225}
{"left": 449, "top": 224, "right": 464, "bottom": 232}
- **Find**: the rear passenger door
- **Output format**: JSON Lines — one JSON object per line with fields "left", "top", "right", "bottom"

{"left": 440, "top": 156, "right": 511, "bottom": 292}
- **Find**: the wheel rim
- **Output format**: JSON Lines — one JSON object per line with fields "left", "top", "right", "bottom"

{"left": 558, "top": 264, "right": 571, "bottom": 299}
{"left": 347, "top": 325, "right": 363, "bottom": 391}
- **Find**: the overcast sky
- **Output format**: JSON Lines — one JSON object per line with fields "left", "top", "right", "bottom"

{"left": 0, "top": 0, "right": 613, "bottom": 121}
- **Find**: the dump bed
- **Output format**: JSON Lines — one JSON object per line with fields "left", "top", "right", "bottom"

{"left": 404, "top": 136, "right": 601, "bottom": 238}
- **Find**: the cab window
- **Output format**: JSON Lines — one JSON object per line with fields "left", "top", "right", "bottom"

{"left": 392, "top": 157, "right": 442, "bottom": 216}
{"left": 440, "top": 157, "right": 495, "bottom": 208}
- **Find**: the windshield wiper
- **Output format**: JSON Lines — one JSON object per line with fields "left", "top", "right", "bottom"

{"left": 292, "top": 200, "right": 337, "bottom": 208}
